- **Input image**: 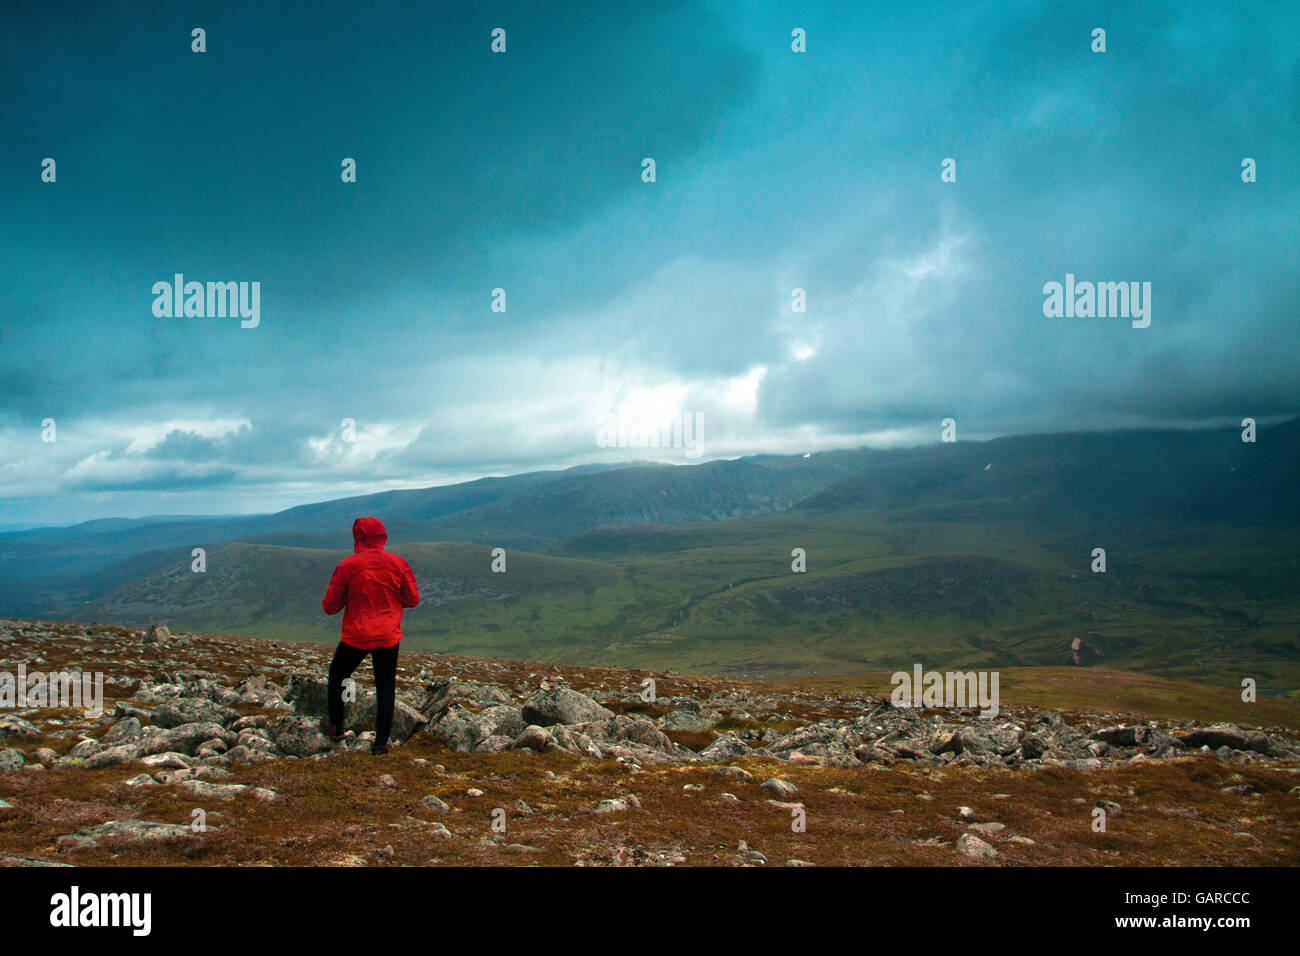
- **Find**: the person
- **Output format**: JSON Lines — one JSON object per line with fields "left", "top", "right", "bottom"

{"left": 319, "top": 516, "right": 419, "bottom": 754}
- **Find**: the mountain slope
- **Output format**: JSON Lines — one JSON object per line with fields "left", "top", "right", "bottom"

{"left": 0, "top": 453, "right": 873, "bottom": 617}
{"left": 801, "top": 419, "right": 1300, "bottom": 525}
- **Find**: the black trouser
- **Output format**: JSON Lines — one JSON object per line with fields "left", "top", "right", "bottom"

{"left": 327, "top": 641, "right": 399, "bottom": 747}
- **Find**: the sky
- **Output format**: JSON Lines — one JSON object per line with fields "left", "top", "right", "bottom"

{"left": 2, "top": 0, "right": 1298, "bottom": 525}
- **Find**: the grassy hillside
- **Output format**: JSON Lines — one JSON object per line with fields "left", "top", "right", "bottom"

{"left": 76, "top": 508, "right": 1300, "bottom": 692}
{"left": 18, "top": 421, "right": 1300, "bottom": 689}
{"left": 0, "top": 453, "right": 869, "bottom": 617}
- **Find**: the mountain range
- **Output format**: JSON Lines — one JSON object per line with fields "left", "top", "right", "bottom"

{"left": 2, "top": 420, "right": 1296, "bottom": 687}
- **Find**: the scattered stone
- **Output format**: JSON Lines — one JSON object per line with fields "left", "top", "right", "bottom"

{"left": 152, "top": 697, "right": 238, "bottom": 729}
{"left": 265, "top": 716, "right": 334, "bottom": 757}
{"left": 521, "top": 687, "right": 613, "bottom": 727}
{"left": 593, "top": 795, "right": 641, "bottom": 813}
{"left": 144, "top": 622, "right": 172, "bottom": 645}
{"left": 60, "top": 819, "right": 195, "bottom": 849}
{"left": 734, "top": 840, "right": 767, "bottom": 865}
{"left": 761, "top": 777, "right": 798, "bottom": 798}
{"left": 706, "top": 765, "right": 754, "bottom": 783}
{"left": 0, "top": 748, "right": 25, "bottom": 772}
{"left": 956, "top": 833, "right": 998, "bottom": 859}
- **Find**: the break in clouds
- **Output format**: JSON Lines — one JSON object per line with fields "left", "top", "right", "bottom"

{"left": 2, "top": 0, "right": 1298, "bottom": 524}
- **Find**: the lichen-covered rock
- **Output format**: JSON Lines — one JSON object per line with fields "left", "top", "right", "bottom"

{"left": 521, "top": 687, "right": 612, "bottom": 727}
{"left": 1182, "top": 723, "right": 1272, "bottom": 755}
{"left": 142, "top": 721, "right": 236, "bottom": 757}
{"left": 151, "top": 696, "right": 239, "bottom": 729}
{"left": 512, "top": 724, "right": 554, "bottom": 752}
{"left": 423, "top": 704, "right": 496, "bottom": 752}
{"left": 266, "top": 715, "right": 334, "bottom": 757}
{"left": 0, "top": 748, "right": 25, "bottom": 772}
{"left": 698, "top": 732, "right": 751, "bottom": 761}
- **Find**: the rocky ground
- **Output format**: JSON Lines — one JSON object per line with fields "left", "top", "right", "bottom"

{"left": 1, "top": 618, "right": 1298, "bottom": 866}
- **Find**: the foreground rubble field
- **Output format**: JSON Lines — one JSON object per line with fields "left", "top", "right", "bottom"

{"left": 2, "top": 618, "right": 1298, "bottom": 866}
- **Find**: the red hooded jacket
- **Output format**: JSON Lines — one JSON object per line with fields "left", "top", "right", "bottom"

{"left": 321, "top": 517, "right": 420, "bottom": 649}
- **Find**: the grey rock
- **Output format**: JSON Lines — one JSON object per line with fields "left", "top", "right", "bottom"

{"left": 511, "top": 725, "right": 554, "bottom": 752}
{"left": 179, "top": 779, "right": 277, "bottom": 801}
{"left": 423, "top": 704, "right": 495, "bottom": 752}
{"left": 81, "top": 743, "right": 145, "bottom": 769}
{"left": 0, "top": 715, "right": 39, "bottom": 739}
{"left": 0, "top": 748, "right": 25, "bottom": 772}
{"left": 957, "top": 833, "right": 997, "bottom": 859}
{"left": 1182, "top": 724, "right": 1271, "bottom": 755}
{"left": 521, "top": 687, "right": 613, "bottom": 727}
{"left": 60, "top": 819, "right": 195, "bottom": 848}
{"left": 152, "top": 697, "right": 239, "bottom": 729}
{"left": 477, "top": 704, "right": 526, "bottom": 740}
{"left": 698, "top": 732, "right": 751, "bottom": 761}
{"left": 100, "top": 716, "right": 143, "bottom": 745}
{"left": 266, "top": 715, "right": 334, "bottom": 757}
{"left": 285, "top": 675, "right": 330, "bottom": 717}
{"left": 761, "top": 777, "right": 798, "bottom": 798}
{"left": 143, "top": 721, "right": 236, "bottom": 756}
{"left": 593, "top": 795, "right": 641, "bottom": 813}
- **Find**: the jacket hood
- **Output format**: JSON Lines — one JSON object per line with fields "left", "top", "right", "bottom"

{"left": 352, "top": 516, "right": 388, "bottom": 552}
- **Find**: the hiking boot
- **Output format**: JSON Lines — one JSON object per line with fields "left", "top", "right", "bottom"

{"left": 371, "top": 742, "right": 389, "bottom": 756}
{"left": 318, "top": 717, "right": 344, "bottom": 742}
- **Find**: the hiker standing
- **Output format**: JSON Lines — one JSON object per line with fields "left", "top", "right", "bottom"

{"left": 319, "top": 516, "right": 419, "bottom": 754}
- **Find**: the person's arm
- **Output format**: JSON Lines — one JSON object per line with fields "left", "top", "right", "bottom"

{"left": 322, "top": 561, "right": 349, "bottom": 615}
{"left": 398, "top": 558, "right": 419, "bottom": 608}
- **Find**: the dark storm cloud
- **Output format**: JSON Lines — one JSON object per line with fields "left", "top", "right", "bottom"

{"left": 1, "top": 0, "right": 1296, "bottom": 522}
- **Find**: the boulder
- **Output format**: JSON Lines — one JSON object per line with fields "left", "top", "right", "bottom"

{"left": 100, "top": 716, "right": 143, "bottom": 745}
{"left": 698, "top": 732, "right": 751, "bottom": 761}
{"left": 179, "top": 779, "right": 250, "bottom": 800}
{"left": 521, "top": 687, "right": 612, "bottom": 727}
{"left": 266, "top": 716, "right": 334, "bottom": 757}
{"left": 143, "top": 622, "right": 171, "bottom": 645}
{"left": 80, "top": 743, "right": 145, "bottom": 769}
{"left": 957, "top": 833, "right": 998, "bottom": 859}
{"left": 344, "top": 695, "right": 424, "bottom": 741}
{"left": 512, "top": 725, "right": 554, "bottom": 752}
{"left": 761, "top": 777, "right": 798, "bottom": 798}
{"left": 660, "top": 708, "right": 720, "bottom": 732}
{"left": 423, "top": 704, "right": 495, "bottom": 752}
{"left": 60, "top": 819, "right": 195, "bottom": 848}
{"left": 572, "top": 715, "right": 675, "bottom": 755}
{"left": 0, "top": 715, "right": 39, "bottom": 739}
{"left": 477, "top": 705, "right": 526, "bottom": 740}
{"left": 0, "top": 748, "right": 24, "bottom": 772}
{"left": 142, "top": 721, "right": 236, "bottom": 757}
{"left": 152, "top": 697, "right": 238, "bottom": 729}
{"left": 286, "top": 675, "right": 330, "bottom": 717}
{"left": 1182, "top": 724, "right": 1271, "bottom": 755}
